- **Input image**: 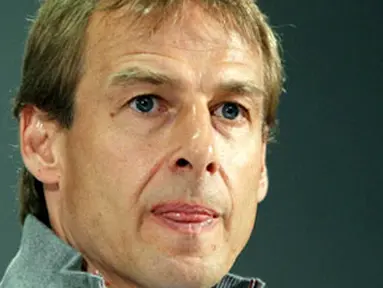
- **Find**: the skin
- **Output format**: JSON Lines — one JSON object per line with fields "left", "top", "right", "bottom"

{"left": 20, "top": 3, "right": 269, "bottom": 288}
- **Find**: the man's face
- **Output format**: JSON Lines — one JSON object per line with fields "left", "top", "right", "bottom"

{"left": 56, "top": 5, "right": 267, "bottom": 288}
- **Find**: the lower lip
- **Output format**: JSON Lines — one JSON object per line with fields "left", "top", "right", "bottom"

{"left": 151, "top": 214, "right": 218, "bottom": 235}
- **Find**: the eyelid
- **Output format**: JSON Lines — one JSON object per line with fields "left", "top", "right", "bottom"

{"left": 212, "top": 102, "right": 250, "bottom": 120}
{"left": 127, "top": 93, "right": 168, "bottom": 116}
{"left": 126, "top": 93, "right": 159, "bottom": 106}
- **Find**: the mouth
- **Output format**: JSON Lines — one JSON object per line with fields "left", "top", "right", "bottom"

{"left": 150, "top": 202, "right": 220, "bottom": 235}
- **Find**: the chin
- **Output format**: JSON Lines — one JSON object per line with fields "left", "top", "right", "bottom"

{"left": 137, "top": 253, "right": 230, "bottom": 288}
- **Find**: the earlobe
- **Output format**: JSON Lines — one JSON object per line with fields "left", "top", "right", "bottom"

{"left": 257, "top": 166, "right": 268, "bottom": 202}
{"left": 20, "top": 106, "right": 62, "bottom": 185}
{"left": 257, "top": 143, "right": 268, "bottom": 203}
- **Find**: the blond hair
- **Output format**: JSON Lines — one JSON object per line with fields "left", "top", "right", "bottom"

{"left": 13, "top": 0, "right": 284, "bottom": 226}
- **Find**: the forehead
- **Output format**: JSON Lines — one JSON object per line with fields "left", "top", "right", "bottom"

{"left": 87, "top": 2, "right": 261, "bottom": 61}
{"left": 82, "top": 2, "right": 264, "bottom": 92}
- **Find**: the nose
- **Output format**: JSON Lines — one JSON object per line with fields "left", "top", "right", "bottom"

{"left": 172, "top": 152, "right": 218, "bottom": 175}
{"left": 168, "top": 104, "right": 219, "bottom": 177}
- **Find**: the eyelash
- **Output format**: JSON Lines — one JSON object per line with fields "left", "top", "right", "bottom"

{"left": 212, "top": 102, "right": 249, "bottom": 121}
{"left": 127, "top": 93, "right": 250, "bottom": 121}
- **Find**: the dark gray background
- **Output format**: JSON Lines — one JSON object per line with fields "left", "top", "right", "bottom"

{"left": 1, "top": 1, "right": 382, "bottom": 287}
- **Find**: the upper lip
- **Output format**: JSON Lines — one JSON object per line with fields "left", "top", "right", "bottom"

{"left": 151, "top": 202, "right": 220, "bottom": 218}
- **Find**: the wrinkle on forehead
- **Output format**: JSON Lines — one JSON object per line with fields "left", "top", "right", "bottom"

{"left": 88, "top": 0, "right": 261, "bottom": 57}
{"left": 82, "top": 0, "right": 265, "bottom": 97}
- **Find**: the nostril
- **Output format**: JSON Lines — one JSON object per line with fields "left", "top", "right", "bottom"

{"left": 206, "top": 162, "right": 218, "bottom": 174}
{"left": 176, "top": 158, "right": 190, "bottom": 168}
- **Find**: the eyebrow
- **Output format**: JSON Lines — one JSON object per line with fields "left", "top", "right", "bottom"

{"left": 217, "top": 80, "right": 265, "bottom": 98}
{"left": 107, "top": 66, "right": 264, "bottom": 98}
{"left": 107, "top": 66, "right": 177, "bottom": 87}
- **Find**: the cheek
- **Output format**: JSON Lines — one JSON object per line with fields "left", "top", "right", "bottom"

{"left": 231, "top": 165, "right": 259, "bottom": 227}
{"left": 221, "top": 139, "right": 262, "bottom": 251}
{"left": 63, "top": 125, "right": 163, "bottom": 214}
{"left": 59, "top": 127, "right": 155, "bottom": 253}
{"left": 227, "top": 172, "right": 259, "bottom": 255}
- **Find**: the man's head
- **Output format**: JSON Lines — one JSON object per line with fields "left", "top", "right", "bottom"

{"left": 15, "top": 0, "right": 283, "bottom": 287}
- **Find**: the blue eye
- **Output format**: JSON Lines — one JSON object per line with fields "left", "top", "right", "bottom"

{"left": 129, "top": 94, "right": 159, "bottom": 113}
{"left": 214, "top": 102, "right": 242, "bottom": 120}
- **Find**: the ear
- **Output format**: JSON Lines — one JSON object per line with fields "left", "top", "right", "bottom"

{"left": 19, "top": 106, "right": 62, "bottom": 185}
{"left": 257, "top": 142, "right": 269, "bottom": 203}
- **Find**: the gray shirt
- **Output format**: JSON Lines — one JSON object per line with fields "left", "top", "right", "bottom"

{"left": 0, "top": 215, "right": 266, "bottom": 288}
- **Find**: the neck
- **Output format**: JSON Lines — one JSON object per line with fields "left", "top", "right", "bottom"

{"left": 83, "top": 259, "right": 112, "bottom": 287}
